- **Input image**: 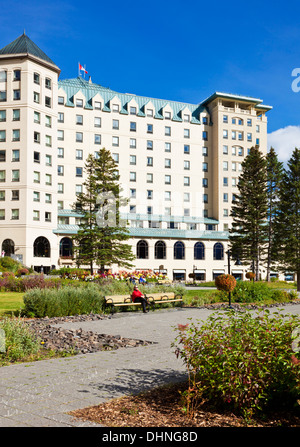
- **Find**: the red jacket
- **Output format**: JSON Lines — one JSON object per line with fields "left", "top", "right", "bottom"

{"left": 131, "top": 290, "right": 144, "bottom": 302}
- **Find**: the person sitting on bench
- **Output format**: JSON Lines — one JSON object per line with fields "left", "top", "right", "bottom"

{"left": 131, "top": 285, "right": 148, "bottom": 313}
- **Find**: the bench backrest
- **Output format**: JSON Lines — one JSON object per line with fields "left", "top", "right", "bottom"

{"left": 146, "top": 292, "right": 175, "bottom": 300}
{"left": 105, "top": 295, "right": 131, "bottom": 303}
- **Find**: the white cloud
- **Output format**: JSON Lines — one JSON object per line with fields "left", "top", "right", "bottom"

{"left": 268, "top": 126, "right": 300, "bottom": 163}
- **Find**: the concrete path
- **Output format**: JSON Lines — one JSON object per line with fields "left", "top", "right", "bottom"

{"left": 0, "top": 304, "right": 300, "bottom": 427}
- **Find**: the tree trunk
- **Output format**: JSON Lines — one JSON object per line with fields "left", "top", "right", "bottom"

{"left": 297, "top": 270, "right": 300, "bottom": 292}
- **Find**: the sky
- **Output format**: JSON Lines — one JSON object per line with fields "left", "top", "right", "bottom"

{"left": 1, "top": 0, "right": 300, "bottom": 163}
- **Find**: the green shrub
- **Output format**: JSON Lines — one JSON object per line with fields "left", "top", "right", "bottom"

{"left": 0, "top": 257, "right": 22, "bottom": 273}
{"left": 0, "top": 317, "right": 41, "bottom": 363}
{"left": 217, "top": 281, "right": 295, "bottom": 303}
{"left": 22, "top": 283, "right": 106, "bottom": 318}
{"left": 173, "top": 309, "right": 300, "bottom": 418}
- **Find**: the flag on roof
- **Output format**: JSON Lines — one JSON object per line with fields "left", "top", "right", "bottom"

{"left": 79, "top": 63, "right": 88, "bottom": 74}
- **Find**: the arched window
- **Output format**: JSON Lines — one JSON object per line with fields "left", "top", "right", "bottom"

{"left": 194, "top": 242, "right": 205, "bottom": 260}
{"left": 136, "top": 240, "right": 148, "bottom": 259}
{"left": 59, "top": 237, "right": 73, "bottom": 257}
{"left": 1, "top": 239, "right": 15, "bottom": 256}
{"left": 174, "top": 241, "right": 185, "bottom": 260}
{"left": 155, "top": 241, "right": 166, "bottom": 259}
{"left": 34, "top": 237, "right": 51, "bottom": 258}
{"left": 213, "top": 242, "right": 224, "bottom": 260}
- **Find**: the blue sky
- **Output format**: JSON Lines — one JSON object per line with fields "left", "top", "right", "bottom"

{"left": 1, "top": 0, "right": 300, "bottom": 162}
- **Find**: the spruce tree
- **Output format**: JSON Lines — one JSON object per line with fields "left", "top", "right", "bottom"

{"left": 72, "top": 149, "right": 134, "bottom": 274}
{"left": 265, "top": 147, "right": 284, "bottom": 281}
{"left": 229, "top": 146, "right": 268, "bottom": 279}
{"left": 274, "top": 148, "right": 300, "bottom": 291}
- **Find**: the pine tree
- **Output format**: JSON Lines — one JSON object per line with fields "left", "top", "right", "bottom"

{"left": 274, "top": 148, "right": 300, "bottom": 291}
{"left": 229, "top": 146, "right": 268, "bottom": 279}
{"left": 265, "top": 147, "right": 284, "bottom": 281}
{"left": 72, "top": 149, "right": 134, "bottom": 274}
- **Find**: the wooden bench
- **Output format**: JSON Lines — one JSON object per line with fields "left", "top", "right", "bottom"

{"left": 104, "top": 292, "right": 183, "bottom": 314}
{"left": 157, "top": 279, "right": 172, "bottom": 285}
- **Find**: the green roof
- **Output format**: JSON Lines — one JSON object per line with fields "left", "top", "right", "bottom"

{"left": 0, "top": 32, "right": 58, "bottom": 69}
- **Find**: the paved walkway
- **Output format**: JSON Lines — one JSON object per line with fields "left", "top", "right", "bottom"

{"left": 0, "top": 304, "right": 300, "bottom": 427}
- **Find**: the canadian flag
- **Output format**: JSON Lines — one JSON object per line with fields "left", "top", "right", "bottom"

{"left": 79, "top": 63, "right": 88, "bottom": 74}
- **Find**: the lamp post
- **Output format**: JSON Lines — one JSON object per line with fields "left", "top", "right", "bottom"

{"left": 226, "top": 249, "right": 242, "bottom": 308}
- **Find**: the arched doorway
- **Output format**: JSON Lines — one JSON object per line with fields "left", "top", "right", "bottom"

{"left": 33, "top": 237, "right": 51, "bottom": 257}
{"left": 59, "top": 237, "right": 73, "bottom": 257}
{"left": 1, "top": 239, "right": 15, "bottom": 257}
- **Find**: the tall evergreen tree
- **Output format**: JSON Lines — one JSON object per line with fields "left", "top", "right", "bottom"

{"left": 229, "top": 146, "right": 268, "bottom": 280}
{"left": 274, "top": 148, "right": 300, "bottom": 291}
{"left": 265, "top": 147, "right": 284, "bottom": 281}
{"left": 72, "top": 149, "right": 134, "bottom": 274}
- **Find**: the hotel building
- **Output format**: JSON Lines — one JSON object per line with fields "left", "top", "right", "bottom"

{"left": 0, "top": 33, "right": 274, "bottom": 280}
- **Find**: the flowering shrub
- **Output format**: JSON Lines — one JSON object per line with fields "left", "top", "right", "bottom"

{"left": 173, "top": 309, "right": 300, "bottom": 418}
{"left": 215, "top": 274, "right": 236, "bottom": 292}
{"left": 0, "top": 274, "right": 61, "bottom": 292}
{"left": 52, "top": 268, "right": 169, "bottom": 283}
{"left": 16, "top": 268, "right": 29, "bottom": 277}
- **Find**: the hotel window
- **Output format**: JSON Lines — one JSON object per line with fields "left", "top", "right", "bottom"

{"left": 130, "top": 189, "right": 136, "bottom": 198}
{"left": 147, "top": 109, "right": 153, "bottom": 117}
{"left": 130, "top": 106, "right": 137, "bottom": 115}
{"left": 45, "top": 135, "right": 52, "bottom": 147}
{"left": 232, "top": 146, "right": 236, "bottom": 156}
{"left": 94, "top": 117, "right": 101, "bottom": 127}
{"left": 12, "top": 150, "right": 19, "bottom": 162}
{"left": 232, "top": 178, "right": 237, "bottom": 187}
{"left": 232, "top": 130, "right": 236, "bottom": 140}
{"left": 203, "top": 194, "right": 208, "bottom": 203}
{"left": 45, "top": 193, "right": 52, "bottom": 204}
{"left": 256, "top": 125, "right": 260, "bottom": 132}
{"left": 34, "top": 151, "right": 40, "bottom": 163}
{"left": 165, "top": 142, "right": 171, "bottom": 152}
{"left": 165, "top": 158, "right": 171, "bottom": 168}
{"left": 165, "top": 126, "right": 171, "bottom": 136}
{"left": 45, "top": 174, "right": 52, "bottom": 185}
{"left": 147, "top": 124, "right": 153, "bottom": 133}
{"left": 0, "top": 90, "right": 6, "bottom": 102}
{"left": 223, "top": 177, "right": 228, "bottom": 187}
{"left": 57, "top": 201, "right": 64, "bottom": 209}
{"left": 232, "top": 162, "right": 236, "bottom": 171}
{"left": 58, "top": 165, "right": 64, "bottom": 176}
{"left": 0, "top": 130, "right": 5, "bottom": 142}
{"left": 12, "top": 190, "right": 19, "bottom": 201}
{"left": 0, "top": 190, "right": 4, "bottom": 201}
{"left": 33, "top": 92, "right": 40, "bottom": 103}
{"left": 112, "top": 104, "right": 119, "bottom": 112}
{"left": 12, "top": 170, "right": 20, "bottom": 182}
{"left": 183, "top": 114, "right": 189, "bottom": 122}
{"left": 76, "top": 132, "right": 83, "bottom": 142}
{"left": 147, "top": 190, "right": 153, "bottom": 199}
{"left": 202, "top": 178, "right": 208, "bottom": 188}
{"left": 0, "top": 209, "right": 4, "bottom": 220}
{"left": 94, "top": 101, "right": 101, "bottom": 110}
{"left": 112, "top": 136, "right": 119, "bottom": 146}
{"left": 147, "top": 157, "right": 153, "bottom": 167}
{"left": 75, "top": 185, "right": 83, "bottom": 195}
{"left": 147, "top": 206, "right": 152, "bottom": 215}
{"left": 223, "top": 130, "right": 228, "bottom": 139}
{"left": 13, "top": 90, "right": 20, "bottom": 100}
{"left": 76, "top": 149, "right": 83, "bottom": 160}
{"left": 165, "top": 191, "right": 171, "bottom": 201}
{"left": 147, "top": 173, "right": 153, "bottom": 183}
{"left": 130, "top": 155, "right": 136, "bottom": 165}
{"left": 76, "top": 114, "right": 83, "bottom": 125}
{"left": 184, "top": 208, "right": 190, "bottom": 217}
{"left": 184, "top": 144, "right": 190, "bottom": 154}
{"left": 76, "top": 98, "right": 83, "bottom": 107}
{"left": 45, "top": 154, "right": 52, "bottom": 166}
{"left": 165, "top": 111, "right": 171, "bottom": 120}
{"left": 12, "top": 109, "right": 20, "bottom": 121}
{"left": 0, "top": 170, "right": 5, "bottom": 182}
{"left": 0, "top": 110, "right": 5, "bottom": 122}
{"left": 76, "top": 167, "right": 83, "bottom": 177}
{"left": 202, "top": 131, "right": 208, "bottom": 140}
{"left": 238, "top": 147, "right": 243, "bottom": 156}
{"left": 130, "top": 172, "right": 136, "bottom": 182}
{"left": 94, "top": 151, "right": 100, "bottom": 159}
{"left": 130, "top": 122, "right": 136, "bottom": 131}
{"left": 13, "top": 69, "right": 20, "bottom": 81}
{"left": 202, "top": 116, "right": 208, "bottom": 125}
{"left": 238, "top": 163, "right": 242, "bottom": 171}
{"left": 238, "top": 132, "right": 243, "bottom": 141}
{"left": 223, "top": 193, "right": 228, "bottom": 202}
{"left": 184, "top": 176, "right": 190, "bottom": 186}
{"left": 256, "top": 138, "right": 260, "bottom": 145}
{"left": 58, "top": 183, "right": 64, "bottom": 193}
{"left": 202, "top": 162, "right": 208, "bottom": 172}
{"left": 223, "top": 209, "right": 229, "bottom": 217}
{"left": 130, "top": 205, "right": 136, "bottom": 214}
{"left": 11, "top": 209, "right": 19, "bottom": 220}
{"left": 34, "top": 111, "right": 40, "bottom": 124}
{"left": 184, "top": 160, "right": 190, "bottom": 170}
{"left": 58, "top": 96, "right": 64, "bottom": 105}
{"left": 45, "top": 212, "right": 51, "bottom": 222}
{"left": 247, "top": 133, "right": 252, "bottom": 142}
{"left": 184, "top": 128, "right": 190, "bottom": 138}
{"left": 58, "top": 130, "right": 64, "bottom": 141}
{"left": 165, "top": 175, "right": 171, "bottom": 184}
{"left": 45, "top": 78, "right": 51, "bottom": 89}
{"left": 58, "top": 147, "right": 64, "bottom": 158}
{"left": 184, "top": 192, "right": 190, "bottom": 202}
{"left": 12, "top": 129, "right": 20, "bottom": 141}
{"left": 0, "top": 150, "right": 5, "bottom": 162}
{"left": 45, "top": 96, "right": 51, "bottom": 108}
{"left": 112, "top": 119, "right": 119, "bottom": 129}
{"left": 247, "top": 118, "right": 252, "bottom": 126}
{"left": 94, "top": 134, "right": 101, "bottom": 144}
{"left": 146, "top": 140, "right": 153, "bottom": 150}
{"left": 223, "top": 161, "right": 228, "bottom": 171}
{"left": 112, "top": 153, "right": 119, "bottom": 163}
{"left": 33, "top": 210, "right": 40, "bottom": 221}
{"left": 33, "top": 191, "right": 40, "bottom": 202}
{"left": 33, "top": 72, "right": 40, "bottom": 84}
{"left": 165, "top": 207, "right": 171, "bottom": 216}
{"left": 130, "top": 138, "right": 136, "bottom": 148}
{"left": 223, "top": 115, "right": 228, "bottom": 123}
{"left": 202, "top": 147, "right": 208, "bottom": 156}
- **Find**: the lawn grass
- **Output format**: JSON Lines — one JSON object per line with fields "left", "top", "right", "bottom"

{"left": 0, "top": 292, "right": 24, "bottom": 315}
